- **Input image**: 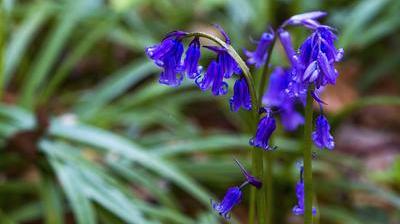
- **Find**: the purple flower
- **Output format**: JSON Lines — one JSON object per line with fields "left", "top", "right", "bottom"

{"left": 280, "top": 102, "right": 304, "bottom": 131}
{"left": 284, "top": 78, "right": 308, "bottom": 103}
{"left": 262, "top": 67, "right": 304, "bottom": 131}
{"left": 234, "top": 159, "right": 262, "bottom": 189}
{"left": 293, "top": 167, "right": 317, "bottom": 216}
{"left": 277, "top": 29, "right": 298, "bottom": 67}
{"left": 244, "top": 31, "right": 274, "bottom": 68}
{"left": 211, "top": 187, "right": 242, "bottom": 220}
{"left": 145, "top": 32, "right": 186, "bottom": 87}
{"left": 183, "top": 37, "right": 202, "bottom": 79}
{"left": 230, "top": 77, "right": 252, "bottom": 112}
{"left": 262, "top": 67, "right": 289, "bottom": 107}
{"left": 312, "top": 115, "right": 334, "bottom": 150}
{"left": 292, "top": 181, "right": 317, "bottom": 216}
{"left": 282, "top": 11, "right": 327, "bottom": 29}
{"left": 250, "top": 110, "right": 276, "bottom": 151}
{"left": 298, "top": 26, "right": 344, "bottom": 89}
{"left": 204, "top": 46, "right": 240, "bottom": 79}
{"left": 195, "top": 60, "right": 228, "bottom": 96}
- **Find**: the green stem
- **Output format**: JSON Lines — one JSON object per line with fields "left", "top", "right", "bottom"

{"left": 258, "top": 34, "right": 276, "bottom": 224}
{"left": 264, "top": 152, "right": 273, "bottom": 224}
{"left": 248, "top": 187, "right": 256, "bottom": 224}
{"left": 303, "top": 86, "right": 314, "bottom": 224}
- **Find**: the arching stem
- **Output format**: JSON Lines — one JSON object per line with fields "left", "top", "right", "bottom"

{"left": 185, "top": 32, "right": 264, "bottom": 223}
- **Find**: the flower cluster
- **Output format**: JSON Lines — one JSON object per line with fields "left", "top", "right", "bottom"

{"left": 247, "top": 11, "right": 340, "bottom": 151}
{"left": 145, "top": 26, "right": 252, "bottom": 112}
{"left": 211, "top": 159, "right": 261, "bottom": 219}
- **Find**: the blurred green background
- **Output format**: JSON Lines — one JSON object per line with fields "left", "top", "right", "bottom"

{"left": 0, "top": 0, "right": 399, "bottom": 223}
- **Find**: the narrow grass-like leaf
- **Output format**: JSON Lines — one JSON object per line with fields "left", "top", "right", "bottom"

{"left": 41, "top": 14, "right": 118, "bottom": 102}
{"left": 75, "top": 59, "right": 156, "bottom": 119}
{"left": 8, "top": 202, "right": 42, "bottom": 223}
{"left": 38, "top": 175, "right": 64, "bottom": 224}
{"left": 5, "top": 3, "right": 52, "bottom": 84}
{"left": 49, "top": 121, "right": 213, "bottom": 206}
{"left": 339, "top": 0, "right": 390, "bottom": 48}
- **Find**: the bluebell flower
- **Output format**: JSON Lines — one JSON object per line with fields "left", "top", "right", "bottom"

{"left": 250, "top": 110, "right": 276, "bottom": 151}
{"left": 277, "top": 29, "right": 298, "bottom": 67}
{"left": 204, "top": 46, "right": 240, "bottom": 79}
{"left": 211, "top": 187, "right": 242, "bottom": 220}
{"left": 282, "top": 11, "right": 327, "bottom": 29}
{"left": 298, "top": 26, "right": 344, "bottom": 89}
{"left": 293, "top": 166, "right": 317, "bottom": 216}
{"left": 263, "top": 68, "right": 304, "bottom": 131}
{"left": 145, "top": 31, "right": 187, "bottom": 87}
{"left": 244, "top": 30, "right": 274, "bottom": 68}
{"left": 195, "top": 60, "right": 228, "bottom": 96}
{"left": 263, "top": 67, "right": 289, "bottom": 107}
{"left": 183, "top": 37, "right": 202, "bottom": 79}
{"left": 234, "top": 159, "right": 262, "bottom": 189}
{"left": 312, "top": 115, "right": 334, "bottom": 150}
{"left": 280, "top": 102, "right": 304, "bottom": 131}
{"left": 230, "top": 77, "right": 252, "bottom": 112}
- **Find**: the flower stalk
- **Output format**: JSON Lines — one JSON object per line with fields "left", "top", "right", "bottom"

{"left": 303, "top": 86, "right": 314, "bottom": 223}
{"left": 257, "top": 34, "right": 276, "bottom": 224}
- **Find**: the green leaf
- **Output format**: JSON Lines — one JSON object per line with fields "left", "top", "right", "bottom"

{"left": 5, "top": 2, "right": 52, "bottom": 84}
{"left": 41, "top": 14, "right": 118, "bottom": 102}
{"left": 19, "top": 1, "right": 101, "bottom": 108}
{"left": 75, "top": 59, "right": 157, "bottom": 119}
{"left": 339, "top": 0, "right": 390, "bottom": 48}
{"left": 38, "top": 175, "right": 64, "bottom": 224}
{"left": 49, "top": 121, "right": 213, "bottom": 206}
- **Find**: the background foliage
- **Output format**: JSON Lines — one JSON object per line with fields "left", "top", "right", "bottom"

{"left": 0, "top": 0, "right": 400, "bottom": 223}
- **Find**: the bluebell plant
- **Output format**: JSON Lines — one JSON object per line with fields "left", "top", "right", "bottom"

{"left": 145, "top": 11, "right": 342, "bottom": 223}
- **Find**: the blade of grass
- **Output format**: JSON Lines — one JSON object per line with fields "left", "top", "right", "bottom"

{"left": 5, "top": 2, "right": 52, "bottom": 84}
{"left": 49, "top": 121, "right": 213, "bottom": 206}
{"left": 74, "top": 59, "right": 156, "bottom": 119}
{"left": 40, "top": 14, "right": 118, "bottom": 102}
{"left": 38, "top": 174, "right": 64, "bottom": 224}
{"left": 19, "top": 1, "right": 99, "bottom": 108}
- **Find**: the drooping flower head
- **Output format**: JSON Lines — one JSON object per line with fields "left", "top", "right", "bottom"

{"left": 244, "top": 30, "right": 275, "bottom": 68}
{"left": 293, "top": 166, "right": 317, "bottom": 216}
{"left": 250, "top": 109, "right": 277, "bottom": 151}
{"left": 212, "top": 187, "right": 242, "bottom": 220}
{"left": 183, "top": 37, "right": 202, "bottom": 79}
{"left": 312, "top": 114, "right": 334, "bottom": 150}
{"left": 298, "top": 26, "right": 344, "bottom": 89}
{"left": 234, "top": 159, "right": 262, "bottom": 189}
{"left": 230, "top": 77, "right": 252, "bottom": 112}
{"left": 145, "top": 31, "right": 188, "bottom": 87}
